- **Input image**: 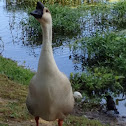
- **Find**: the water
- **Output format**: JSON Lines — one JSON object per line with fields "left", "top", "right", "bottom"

{"left": 116, "top": 94, "right": 126, "bottom": 117}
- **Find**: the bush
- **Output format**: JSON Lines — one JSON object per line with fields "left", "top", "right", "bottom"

{"left": 70, "top": 67, "right": 124, "bottom": 97}
{"left": 112, "top": 0, "right": 126, "bottom": 29}
{"left": 70, "top": 32, "right": 126, "bottom": 97}
{"left": 22, "top": 4, "right": 82, "bottom": 37}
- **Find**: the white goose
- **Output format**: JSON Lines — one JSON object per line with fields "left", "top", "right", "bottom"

{"left": 26, "top": 2, "right": 74, "bottom": 126}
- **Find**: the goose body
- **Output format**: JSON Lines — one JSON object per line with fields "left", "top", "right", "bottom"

{"left": 26, "top": 2, "right": 74, "bottom": 125}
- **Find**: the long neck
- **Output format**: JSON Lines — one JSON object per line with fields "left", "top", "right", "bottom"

{"left": 36, "top": 21, "right": 59, "bottom": 75}
{"left": 41, "top": 23, "right": 52, "bottom": 51}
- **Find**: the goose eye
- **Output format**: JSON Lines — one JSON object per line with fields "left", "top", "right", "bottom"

{"left": 46, "top": 9, "right": 49, "bottom": 12}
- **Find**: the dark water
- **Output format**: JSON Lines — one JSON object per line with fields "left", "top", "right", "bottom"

{"left": 0, "top": 0, "right": 126, "bottom": 118}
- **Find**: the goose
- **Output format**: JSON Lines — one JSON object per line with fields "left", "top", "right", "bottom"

{"left": 26, "top": 2, "right": 74, "bottom": 126}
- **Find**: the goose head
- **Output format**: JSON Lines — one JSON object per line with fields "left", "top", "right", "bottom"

{"left": 30, "top": 2, "right": 52, "bottom": 25}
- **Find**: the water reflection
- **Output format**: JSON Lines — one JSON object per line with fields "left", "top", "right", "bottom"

{"left": 115, "top": 94, "right": 126, "bottom": 116}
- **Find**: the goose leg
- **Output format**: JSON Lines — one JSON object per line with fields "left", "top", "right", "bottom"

{"left": 35, "top": 116, "right": 39, "bottom": 126}
{"left": 58, "top": 119, "right": 63, "bottom": 126}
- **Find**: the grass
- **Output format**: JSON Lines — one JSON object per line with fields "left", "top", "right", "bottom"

{"left": 78, "top": 0, "right": 126, "bottom": 35}
{"left": 0, "top": 73, "right": 106, "bottom": 125}
{"left": 0, "top": 74, "right": 30, "bottom": 122}
{"left": 64, "top": 115, "right": 108, "bottom": 126}
{"left": 0, "top": 124, "right": 8, "bottom": 126}
{"left": 0, "top": 56, "right": 34, "bottom": 85}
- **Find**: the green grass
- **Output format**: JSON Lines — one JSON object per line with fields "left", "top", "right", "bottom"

{"left": 0, "top": 124, "right": 8, "bottom": 126}
{"left": 0, "top": 74, "right": 30, "bottom": 122}
{"left": 0, "top": 56, "right": 34, "bottom": 85}
{"left": 64, "top": 115, "right": 108, "bottom": 126}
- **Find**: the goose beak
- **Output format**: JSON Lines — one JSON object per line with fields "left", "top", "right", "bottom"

{"left": 30, "top": 2, "right": 44, "bottom": 19}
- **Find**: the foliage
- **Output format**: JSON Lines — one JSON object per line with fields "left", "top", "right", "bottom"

{"left": 72, "top": 32, "right": 126, "bottom": 71}
{"left": 49, "top": 4, "right": 82, "bottom": 35}
{"left": 70, "top": 67, "right": 124, "bottom": 97}
{"left": 77, "top": 3, "right": 112, "bottom": 33}
{"left": 86, "top": 33, "right": 126, "bottom": 73}
{"left": 21, "top": 0, "right": 126, "bottom": 38}
{"left": 21, "top": 4, "right": 82, "bottom": 37}
{"left": 78, "top": 0, "right": 126, "bottom": 34}
{"left": 0, "top": 56, "right": 34, "bottom": 85}
{"left": 112, "top": 0, "right": 126, "bottom": 29}
{"left": 70, "top": 32, "right": 126, "bottom": 97}
{"left": 16, "top": 0, "right": 86, "bottom": 6}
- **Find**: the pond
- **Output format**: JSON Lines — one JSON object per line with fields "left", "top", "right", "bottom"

{"left": 0, "top": 0, "right": 126, "bottom": 121}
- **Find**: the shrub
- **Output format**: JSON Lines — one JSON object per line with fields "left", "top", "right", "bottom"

{"left": 22, "top": 4, "right": 82, "bottom": 37}
{"left": 70, "top": 32, "right": 126, "bottom": 97}
{"left": 112, "top": 0, "right": 126, "bottom": 29}
{"left": 70, "top": 67, "right": 124, "bottom": 97}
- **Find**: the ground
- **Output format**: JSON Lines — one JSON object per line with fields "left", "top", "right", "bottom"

{"left": 0, "top": 74, "right": 126, "bottom": 126}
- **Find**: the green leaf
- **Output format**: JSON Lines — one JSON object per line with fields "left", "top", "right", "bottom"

{"left": 115, "top": 76, "right": 125, "bottom": 80}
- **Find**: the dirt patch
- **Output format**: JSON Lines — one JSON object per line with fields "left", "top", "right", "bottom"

{"left": 0, "top": 119, "right": 55, "bottom": 126}
{"left": 85, "top": 111, "right": 126, "bottom": 126}
{"left": 73, "top": 103, "right": 126, "bottom": 126}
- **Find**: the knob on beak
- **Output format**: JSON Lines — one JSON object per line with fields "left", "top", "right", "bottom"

{"left": 30, "top": 2, "right": 44, "bottom": 19}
